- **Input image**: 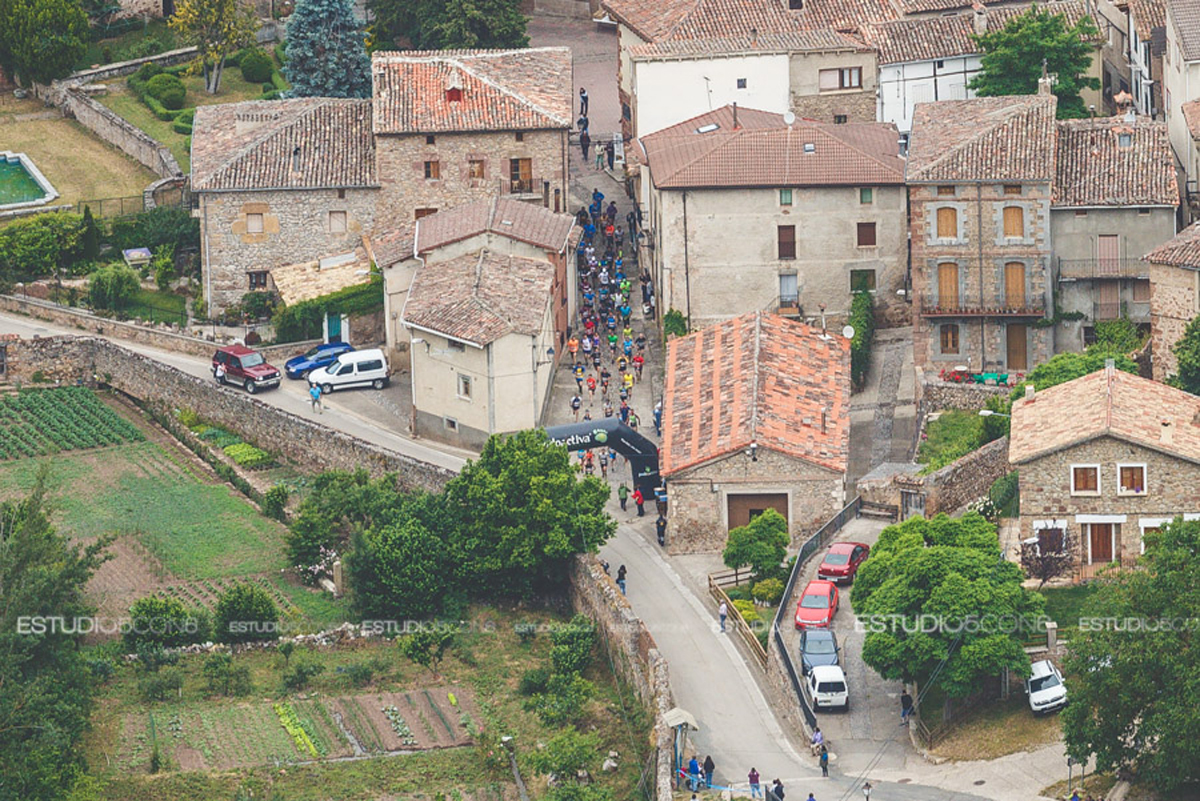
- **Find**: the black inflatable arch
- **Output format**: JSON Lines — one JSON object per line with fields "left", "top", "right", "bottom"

{"left": 544, "top": 417, "right": 660, "bottom": 497}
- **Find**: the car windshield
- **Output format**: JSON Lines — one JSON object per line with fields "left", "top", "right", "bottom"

{"left": 817, "top": 682, "right": 846, "bottom": 693}
{"left": 241, "top": 353, "right": 264, "bottom": 367}
{"left": 303, "top": 346, "right": 322, "bottom": 358}
{"left": 824, "top": 553, "right": 850, "bottom": 565}
{"left": 805, "top": 637, "right": 836, "bottom": 654}
{"left": 801, "top": 593, "right": 829, "bottom": 609}
{"left": 326, "top": 358, "right": 342, "bottom": 373}
{"left": 1030, "top": 673, "right": 1061, "bottom": 693}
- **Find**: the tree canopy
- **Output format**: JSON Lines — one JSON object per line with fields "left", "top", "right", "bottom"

{"left": 0, "top": 0, "right": 88, "bottom": 85}
{"left": 284, "top": 0, "right": 371, "bottom": 99}
{"left": 968, "top": 6, "right": 1100, "bottom": 119}
{"left": 851, "top": 513, "right": 1042, "bottom": 697}
{"left": 722, "top": 509, "right": 788, "bottom": 582}
{"left": 1169, "top": 314, "right": 1200, "bottom": 396}
{"left": 1061, "top": 518, "right": 1200, "bottom": 791}
{"left": 169, "top": 0, "right": 256, "bottom": 94}
{"left": 369, "top": 0, "right": 528, "bottom": 51}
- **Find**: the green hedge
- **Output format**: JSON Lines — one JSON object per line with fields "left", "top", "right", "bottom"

{"left": 272, "top": 277, "right": 383, "bottom": 343}
{"left": 848, "top": 290, "right": 875, "bottom": 389}
{"left": 270, "top": 70, "right": 289, "bottom": 92}
{"left": 171, "top": 119, "right": 193, "bottom": 134}
{"left": 274, "top": 41, "right": 287, "bottom": 65}
{"left": 0, "top": 212, "right": 84, "bottom": 283}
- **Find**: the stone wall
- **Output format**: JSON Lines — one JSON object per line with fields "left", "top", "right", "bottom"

{"left": 60, "top": 88, "right": 182, "bottom": 179}
{"left": 0, "top": 335, "right": 96, "bottom": 384}
{"left": 914, "top": 366, "right": 1011, "bottom": 410}
{"left": 1149, "top": 260, "right": 1198, "bottom": 382}
{"left": 113, "top": 0, "right": 163, "bottom": 20}
{"left": 895, "top": 436, "right": 1010, "bottom": 516}
{"left": 568, "top": 555, "right": 674, "bottom": 801}
{"left": 41, "top": 47, "right": 199, "bottom": 105}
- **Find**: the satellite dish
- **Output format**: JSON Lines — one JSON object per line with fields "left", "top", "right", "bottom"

{"left": 842, "top": 325, "right": 855, "bottom": 340}
{"left": 783, "top": 111, "right": 796, "bottom": 126}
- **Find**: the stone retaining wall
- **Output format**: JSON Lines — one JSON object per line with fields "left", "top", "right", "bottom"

{"left": 896, "top": 436, "right": 1010, "bottom": 516}
{"left": 60, "top": 87, "right": 182, "bottom": 179}
{"left": 915, "top": 367, "right": 1011, "bottom": 411}
{"left": 569, "top": 555, "right": 675, "bottom": 801}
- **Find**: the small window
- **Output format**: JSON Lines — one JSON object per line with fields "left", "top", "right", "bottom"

{"left": 937, "top": 186, "right": 955, "bottom": 196}
{"left": 736, "top": 78, "right": 747, "bottom": 89}
{"left": 424, "top": 160, "right": 440, "bottom": 180}
{"left": 859, "top": 187, "right": 873, "bottom": 204}
{"left": 1132, "top": 279, "right": 1150, "bottom": 301}
{"left": 1003, "top": 184, "right": 1021, "bottom": 196}
{"left": 1138, "top": 207, "right": 1151, "bottom": 215}
{"left": 444, "top": 416, "right": 458, "bottom": 431}
{"left": 246, "top": 213, "right": 264, "bottom": 234}
{"left": 415, "top": 207, "right": 438, "bottom": 220}
{"left": 850, "top": 269, "right": 876, "bottom": 292}
{"left": 788, "top": 0, "right": 802, "bottom": 8}
{"left": 778, "top": 225, "right": 796, "bottom": 259}
{"left": 360, "top": 359, "right": 383, "bottom": 372}
{"left": 448, "top": 340, "right": 466, "bottom": 352}
{"left": 336, "top": 188, "right": 346, "bottom": 199}
{"left": 1075, "top": 209, "right": 1088, "bottom": 217}
{"left": 510, "top": 158, "right": 532, "bottom": 193}
{"left": 248, "top": 271, "right": 268, "bottom": 289}
{"left": 936, "top": 206, "right": 958, "bottom": 239}
{"left": 328, "top": 210, "right": 347, "bottom": 233}
{"left": 457, "top": 374, "right": 472, "bottom": 399}
{"left": 622, "top": 102, "right": 631, "bottom": 120}
{"left": 1071, "top": 465, "right": 1100, "bottom": 495}
{"left": 818, "top": 67, "right": 860, "bottom": 90}
{"left": 856, "top": 222, "right": 876, "bottom": 247}
{"left": 1118, "top": 132, "right": 1132, "bottom": 148}
{"left": 833, "top": 114, "right": 848, "bottom": 124}
{"left": 1003, "top": 206, "right": 1024, "bottom": 238}
{"left": 445, "top": 87, "right": 462, "bottom": 102}
{"left": 779, "top": 188, "right": 793, "bottom": 206}
{"left": 515, "top": 131, "right": 525, "bottom": 142}
{"left": 426, "top": 135, "right": 436, "bottom": 145}
{"left": 468, "top": 159, "right": 485, "bottom": 180}
{"left": 939, "top": 323, "right": 959, "bottom": 354}
{"left": 1118, "top": 464, "right": 1146, "bottom": 495}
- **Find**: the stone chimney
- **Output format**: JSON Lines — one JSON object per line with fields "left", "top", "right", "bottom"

{"left": 1037, "top": 74, "right": 1055, "bottom": 95}
{"left": 1025, "top": 384, "right": 1035, "bottom": 400}
{"left": 972, "top": 3, "right": 987, "bottom": 36}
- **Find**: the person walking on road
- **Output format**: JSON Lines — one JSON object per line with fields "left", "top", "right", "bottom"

{"left": 571, "top": 394, "right": 582, "bottom": 421}
{"left": 703, "top": 756, "right": 715, "bottom": 788}
{"left": 605, "top": 141, "right": 615, "bottom": 170}
{"left": 809, "top": 727, "right": 824, "bottom": 756}
{"left": 772, "top": 779, "right": 785, "bottom": 801}
{"left": 656, "top": 514, "right": 666, "bottom": 546}
{"left": 580, "top": 129, "right": 591, "bottom": 161}
{"left": 633, "top": 487, "right": 645, "bottom": 516}
{"left": 308, "top": 382, "right": 323, "bottom": 414}
{"left": 748, "top": 768, "right": 762, "bottom": 799}
{"left": 617, "top": 482, "right": 629, "bottom": 511}
{"left": 595, "top": 142, "right": 605, "bottom": 171}
{"left": 616, "top": 564, "right": 627, "bottom": 595}
{"left": 579, "top": 86, "right": 588, "bottom": 116}
{"left": 718, "top": 600, "right": 728, "bottom": 632}
{"left": 687, "top": 756, "right": 700, "bottom": 792}
{"left": 901, "top": 689, "right": 914, "bottom": 725}
{"left": 819, "top": 746, "right": 829, "bottom": 777}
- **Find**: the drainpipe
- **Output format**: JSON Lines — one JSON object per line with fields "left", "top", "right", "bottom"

{"left": 682, "top": 191, "right": 692, "bottom": 324}
{"left": 202, "top": 196, "right": 212, "bottom": 315}
{"left": 487, "top": 342, "right": 496, "bottom": 434}
{"left": 977, "top": 179, "right": 985, "bottom": 369}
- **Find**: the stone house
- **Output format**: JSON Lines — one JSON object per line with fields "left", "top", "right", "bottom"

{"left": 1051, "top": 114, "right": 1178, "bottom": 349}
{"left": 908, "top": 91, "right": 1058, "bottom": 373}
{"left": 191, "top": 48, "right": 572, "bottom": 315}
{"left": 660, "top": 312, "right": 849, "bottom": 553}
{"left": 1164, "top": 0, "right": 1200, "bottom": 206}
{"left": 1009, "top": 364, "right": 1200, "bottom": 580}
{"left": 638, "top": 104, "right": 908, "bottom": 331}
{"left": 1128, "top": 0, "right": 1167, "bottom": 118}
{"left": 1145, "top": 220, "right": 1200, "bottom": 381}
{"left": 269, "top": 246, "right": 382, "bottom": 346}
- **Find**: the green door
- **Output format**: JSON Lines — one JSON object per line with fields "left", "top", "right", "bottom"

{"left": 326, "top": 313, "right": 342, "bottom": 343}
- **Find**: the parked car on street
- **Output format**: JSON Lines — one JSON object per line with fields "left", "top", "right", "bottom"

{"left": 212, "top": 345, "right": 281, "bottom": 394}
{"left": 799, "top": 627, "right": 840, "bottom": 675}
{"left": 307, "top": 348, "right": 390, "bottom": 393}
{"left": 817, "top": 542, "right": 870, "bottom": 583}
{"left": 795, "top": 579, "right": 839, "bottom": 629}
{"left": 284, "top": 342, "right": 354, "bottom": 379}
{"left": 1025, "top": 659, "right": 1068, "bottom": 714}
{"left": 806, "top": 664, "right": 849, "bottom": 711}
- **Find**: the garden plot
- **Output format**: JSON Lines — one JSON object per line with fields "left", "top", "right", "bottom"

{"left": 338, "top": 688, "right": 477, "bottom": 753}
{"left": 0, "top": 387, "right": 144, "bottom": 459}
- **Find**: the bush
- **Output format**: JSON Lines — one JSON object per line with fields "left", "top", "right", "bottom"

{"left": 988, "top": 470, "right": 1020, "bottom": 518}
{"left": 134, "top": 62, "right": 163, "bottom": 82}
{"left": 263, "top": 484, "right": 290, "bottom": 521}
{"left": 240, "top": 290, "right": 279, "bottom": 320}
{"left": 285, "top": 509, "right": 337, "bottom": 570}
{"left": 240, "top": 48, "right": 274, "bottom": 83}
{"left": 213, "top": 583, "right": 279, "bottom": 644}
{"left": 663, "top": 308, "right": 688, "bottom": 337}
{"left": 275, "top": 41, "right": 287, "bottom": 65}
{"left": 177, "top": 407, "right": 200, "bottom": 428}
{"left": 107, "top": 206, "right": 199, "bottom": 253}
{"left": 732, "top": 599, "right": 760, "bottom": 623}
{"left": 134, "top": 641, "right": 179, "bottom": 672}
{"left": 145, "top": 73, "right": 186, "bottom": 110}
{"left": 87, "top": 657, "right": 115, "bottom": 682}
{"left": 87, "top": 263, "right": 140, "bottom": 311}
{"left": 751, "top": 578, "right": 784, "bottom": 605}
{"left": 344, "top": 662, "right": 374, "bottom": 687}
{"left": 550, "top": 614, "right": 596, "bottom": 675}
{"left": 282, "top": 661, "right": 326, "bottom": 691}
{"left": 153, "top": 244, "right": 175, "bottom": 290}
{"left": 528, "top": 672, "right": 594, "bottom": 726}
{"left": 223, "top": 442, "right": 273, "bottom": 468}
{"left": 139, "top": 667, "right": 184, "bottom": 701}
{"left": 519, "top": 666, "right": 551, "bottom": 696}
{"left": 171, "top": 118, "right": 193, "bottom": 134}
{"left": 271, "top": 70, "right": 289, "bottom": 92}
{"left": 848, "top": 290, "right": 876, "bottom": 389}
{"left": 203, "top": 652, "right": 253, "bottom": 696}
{"left": 175, "top": 108, "right": 196, "bottom": 125}
{"left": 1090, "top": 317, "right": 1146, "bottom": 355}
{"left": 0, "top": 212, "right": 84, "bottom": 282}
{"left": 125, "top": 596, "right": 210, "bottom": 650}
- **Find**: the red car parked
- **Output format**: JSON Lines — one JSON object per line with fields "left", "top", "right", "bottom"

{"left": 212, "top": 344, "right": 281, "bottom": 394}
{"left": 795, "top": 579, "right": 839, "bottom": 629}
{"left": 817, "top": 542, "right": 870, "bottom": 584}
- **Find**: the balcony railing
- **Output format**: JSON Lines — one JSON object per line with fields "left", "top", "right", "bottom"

{"left": 508, "top": 177, "right": 537, "bottom": 195}
{"left": 1057, "top": 258, "right": 1149, "bottom": 280}
{"left": 1093, "top": 300, "right": 1150, "bottom": 322}
{"left": 921, "top": 295, "right": 1045, "bottom": 317}
{"left": 776, "top": 296, "right": 803, "bottom": 318}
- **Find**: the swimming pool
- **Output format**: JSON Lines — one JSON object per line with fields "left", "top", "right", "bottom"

{"left": 0, "top": 152, "right": 60, "bottom": 210}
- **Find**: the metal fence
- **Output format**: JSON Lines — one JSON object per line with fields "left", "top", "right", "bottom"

{"left": 76, "top": 195, "right": 145, "bottom": 219}
{"left": 769, "top": 496, "right": 863, "bottom": 730}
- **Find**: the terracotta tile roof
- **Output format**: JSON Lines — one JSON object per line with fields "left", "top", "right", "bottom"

{"left": 191, "top": 99, "right": 376, "bottom": 192}
{"left": 415, "top": 196, "right": 577, "bottom": 254}
{"left": 1010, "top": 368, "right": 1200, "bottom": 465}
{"left": 661, "top": 312, "right": 850, "bottom": 476}
{"left": 907, "top": 94, "right": 1058, "bottom": 183}
{"left": 1144, "top": 221, "right": 1200, "bottom": 268}
{"left": 1183, "top": 100, "right": 1200, "bottom": 140}
{"left": 401, "top": 249, "right": 553, "bottom": 346}
{"left": 269, "top": 247, "right": 372, "bottom": 306}
{"left": 1169, "top": 0, "right": 1200, "bottom": 61}
{"left": 368, "top": 228, "right": 414, "bottom": 269}
{"left": 1053, "top": 117, "right": 1178, "bottom": 206}
{"left": 1131, "top": 0, "right": 1166, "bottom": 40}
{"left": 629, "top": 29, "right": 866, "bottom": 58}
{"left": 641, "top": 105, "right": 904, "bottom": 189}
{"left": 371, "top": 48, "right": 572, "bottom": 134}
{"left": 600, "top": 0, "right": 901, "bottom": 44}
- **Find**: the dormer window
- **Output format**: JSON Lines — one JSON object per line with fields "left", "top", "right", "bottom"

{"left": 1118, "top": 132, "right": 1132, "bottom": 148}
{"left": 445, "top": 87, "right": 462, "bottom": 102}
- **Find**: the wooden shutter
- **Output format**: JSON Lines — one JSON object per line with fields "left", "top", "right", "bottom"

{"left": 778, "top": 226, "right": 796, "bottom": 259}
{"left": 1003, "top": 206, "right": 1023, "bottom": 238}
{"left": 1007, "top": 323, "right": 1028, "bottom": 371}
{"left": 1005, "top": 262, "right": 1025, "bottom": 308}
{"left": 937, "top": 207, "right": 957, "bottom": 238}
{"left": 1098, "top": 235, "right": 1120, "bottom": 276}
{"left": 937, "top": 263, "right": 959, "bottom": 308}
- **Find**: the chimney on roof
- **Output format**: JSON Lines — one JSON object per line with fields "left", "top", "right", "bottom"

{"left": 291, "top": 145, "right": 301, "bottom": 172}
{"left": 445, "top": 72, "right": 463, "bottom": 103}
{"left": 972, "top": 3, "right": 987, "bottom": 36}
{"left": 1105, "top": 357, "right": 1115, "bottom": 377}
{"left": 1037, "top": 59, "right": 1054, "bottom": 96}
{"left": 1123, "top": 106, "right": 1137, "bottom": 125}
{"left": 750, "top": 26, "right": 758, "bottom": 46}
{"left": 1162, "top": 419, "right": 1175, "bottom": 446}
{"left": 732, "top": 102, "right": 740, "bottom": 130}
{"left": 1025, "top": 384, "right": 1035, "bottom": 400}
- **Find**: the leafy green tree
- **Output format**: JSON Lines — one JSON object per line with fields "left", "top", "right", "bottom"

{"left": 852, "top": 513, "right": 1042, "bottom": 697}
{"left": 398, "top": 625, "right": 457, "bottom": 677}
{"left": 0, "top": 212, "right": 84, "bottom": 283}
{"left": 5, "top": 0, "right": 88, "bottom": 85}
{"left": 1062, "top": 518, "right": 1200, "bottom": 791}
{"left": 550, "top": 614, "right": 596, "bottom": 675}
{"left": 722, "top": 508, "right": 788, "bottom": 583}
{"left": 285, "top": 0, "right": 371, "bottom": 98}
{"left": 353, "top": 518, "right": 455, "bottom": 620}
{"left": 370, "top": 0, "right": 528, "bottom": 51}
{"left": 0, "top": 471, "right": 111, "bottom": 800}
{"left": 79, "top": 206, "right": 101, "bottom": 261}
{"left": 531, "top": 729, "right": 613, "bottom": 801}
{"left": 86, "top": 263, "right": 140, "bottom": 311}
{"left": 528, "top": 671, "right": 594, "bottom": 727}
{"left": 202, "top": 652, "right": 252, "bottom": 696}
{"left": 168, "top": 0, "right": 256, "bottom": 94}
{"left": 443, "top": 430, "right": 615, "bottom": 599}
{"left": 125, "top": 596, "right": 209, "bottom": 650}
{"left": 969, "top": 6, "right": 1100, "bottom": 119}
{"left": 1169, "top": 314, "right": 1200, "bottom": 396}
{"left": 213, "top": 583, "right": 279, "bottom": 644}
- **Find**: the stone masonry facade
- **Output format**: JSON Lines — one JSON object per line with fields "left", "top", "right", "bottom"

{"left": 1149, "top": 260, "right": 1199, "bottom": 382}
{"left": 1017, "top": 436, "right": 1200, "bottom": 572}
{"left": 910, "top": 182, "right": 1054, "bottom": 373}
{"left": 665, "top": 446, "right": 844, "bottom": 554}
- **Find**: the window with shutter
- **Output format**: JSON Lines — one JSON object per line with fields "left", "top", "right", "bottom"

{"left": 937, "top": 262, "right": 959, "bottom": 308}
{"left": 936, "top": 207, "right": 957, "bottom": 239}
{"left": 1003, "top": 206, "right": 1023, "bottom": 238}
{"left": 778, "top": 225, "right": 796, "bottom": 259}
{"left": 856, "top": 222, "right": 876, "bottom": 247}
{"left": 1005, "top": 262, "right": 1025, "bottom": 307}
{"left": 939, "top": 324, "right": 959, "bottom": 354}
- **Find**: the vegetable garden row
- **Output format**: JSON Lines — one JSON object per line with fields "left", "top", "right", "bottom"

{"left": 0, "top": 387, "right": 143, "bottom": 460}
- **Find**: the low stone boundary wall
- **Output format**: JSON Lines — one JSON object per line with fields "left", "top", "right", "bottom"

{"left": 43, "top": 47, "right": 199, "bottom": 104}
{"left": 569, "top": 556, "right": 674, "bottom": 801}
{"left": 60, "top": 87, "right": 182, "bottom": 179}
{"left": 916, "top": 368, "right": 1011, "bottom": 411}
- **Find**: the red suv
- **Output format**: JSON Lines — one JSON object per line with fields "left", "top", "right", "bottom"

{"left": 212, "top": 345, "right": 281, "bottom": 394}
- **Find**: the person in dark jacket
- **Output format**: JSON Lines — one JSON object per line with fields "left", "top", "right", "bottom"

{"left": 580, "top": 129, "right": 591, "bottom": 161}
{"left": 703, "top": 755, "right": 715, "bottom": 788}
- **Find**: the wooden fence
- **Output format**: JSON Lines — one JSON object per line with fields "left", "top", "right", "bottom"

{"left": 707, "top": 569, "right": 769, "bottom": 669}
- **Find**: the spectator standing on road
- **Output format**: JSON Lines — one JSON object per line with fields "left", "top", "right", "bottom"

{"left": 656, "top": 514, "right": 666, "bottom": 546}
{"left": 617, "top": 482, "right": 629, "bottom": 511}
{"left": 703, "top": 756, "right": 715, "bottom": 788}
{"left": 809, "top": 727, "right": 824, "bottom": 756}
{"left": 579, "top": 86, "right": 588, "bottom": 116}
{"left": 807, "top": 794, "right": 816, "bottom": 801}
{"left": 308, "top": 383, "right": 323, "bottom": 414}
{"left": 901, "top": 689, "right": 914, "bottom": 725}
{"left": 605, "top": 140, "right": 615, "bottom": 170}
{"left": 633, "top": 487, "right": 645, "bottom": 516}
{"left": 819, "top": 746, "right": 828, "bottom": 777}
{"left": 616, "top": 564, "right": 626, "bottom": 595}
{"left": 595, "top": 142, "right": 605, "bottom": 171}
{"left": 718, "top": 600, "right": 727, "bottom": 632}
{"left": 748, "top": 768, "right": 762, "bottom": 799}
{"left": 772, "top": 779, "right": 785, "bottom": 801}
{"left": 214, "top": 362, "right": 226, "bottom": 384}
{"left": 577, "top": 114, "right": 589, "bottom": 132}
{"left": 580, "top": 129, "right": 591, "bottom": 161}
{"left": 687, "top": 756, "right": 700, "bottom": 792}
{"left": 654, "top": 401, "right": 663, "bottom": 436}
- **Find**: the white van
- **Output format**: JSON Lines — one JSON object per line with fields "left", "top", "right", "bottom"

{"left": 1025, "top": 659, "right": 1067, "bottom": 715}
{"left": 307, "top": 348, "right": 390, "bottom": 392}
{"left": 807, "top": 665, "right": 849, "bottom": 711}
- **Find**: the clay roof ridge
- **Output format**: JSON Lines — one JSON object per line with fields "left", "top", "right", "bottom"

{"left": 450, "top": 54, "right": 572, "bottom": 127}
{"left": 910, "top": 96, "right": 1049, "bottom": 181}
{"left": 750, "top": 311, "right": 762, "bottom": 445}
{"left": 198, "top": 98, "right": 329, "bottom": 189}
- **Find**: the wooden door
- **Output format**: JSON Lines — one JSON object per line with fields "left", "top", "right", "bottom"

{"left": 727, "top": 493, "right": 788, "bottom": 531}
{"left": 1006, "top": 324, "right": 1028, "bottom": 371}
{"left": 1098, "top": 235, "right": 1120, "bottom": 276}
{"left": 1005, "top": 262, "right": 1025, "bottom": 308}
{"left": 937, "top": 263, "right": 959, "bottom": 309}
{"left": 1089, "top": 523, "right": 1113, "bottom": 563}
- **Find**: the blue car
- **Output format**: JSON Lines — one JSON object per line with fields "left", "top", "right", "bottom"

{"left": 284, "top": 342, "right": 354, "bottom": 379}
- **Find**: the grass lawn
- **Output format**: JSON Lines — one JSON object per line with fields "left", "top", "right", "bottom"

{"left": 0, "top": 116, "right": 157, "bottom": 209}
{"left": 100, "top": 69, "right": 278, "bottom": 171}
{"left": 918, "top": 410, "right": 987, "bottom": 473}
{"left": 930, "top": 695, "right": 1062, "bottom": 761}
{"left": 125, "top": 287, "right": 188, "bottom": 324}
{"left": 1039, "top": 583, "right": 1100, "bottom": 637}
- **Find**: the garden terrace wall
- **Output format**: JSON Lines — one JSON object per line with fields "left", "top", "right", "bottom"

{"left": 915, "top": 367, "right": 1010, "bottom": 411}
{"left": 42, "top": 47, "right": 200, "bottom": 104}
{"left": 894, "top": 436, "right": 1010, "bottom": 516}
{"left": 60, "top": 88, "right": 182, "bottom": 179}
{"left": 568, "top": 555, "right": 674, "bottom": 801}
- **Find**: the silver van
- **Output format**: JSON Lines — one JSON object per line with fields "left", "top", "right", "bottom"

{"left": 307, "top": 348, "right": 390, "bottom": 393}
